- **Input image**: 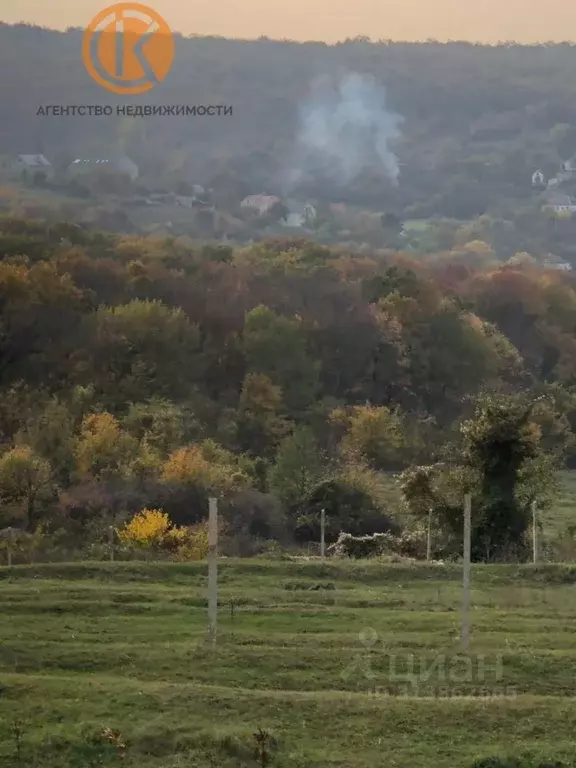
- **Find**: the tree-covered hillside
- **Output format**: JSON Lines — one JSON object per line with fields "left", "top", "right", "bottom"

{"left": 1, "top": 217, "right": 576, "bottom": 560}
{"left": 4, "top": 24, "right": 576, "bottom": 221}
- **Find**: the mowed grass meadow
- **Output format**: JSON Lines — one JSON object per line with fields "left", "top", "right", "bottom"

{"left": 2, "top": 559, "right": 576, "bottom": 767}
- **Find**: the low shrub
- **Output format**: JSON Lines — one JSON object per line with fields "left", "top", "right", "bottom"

{"left": 0, "top": 526, "right": 50, "bottom": 565}
{"left": 116, "top": 508, "right": 212, "bottom": 561}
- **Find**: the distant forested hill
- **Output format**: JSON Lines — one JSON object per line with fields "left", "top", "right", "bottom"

{"left": 4, "top": 24, "right": 576, "bottom": 217}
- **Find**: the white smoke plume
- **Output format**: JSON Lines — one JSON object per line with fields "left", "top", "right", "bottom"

{"left": 282, "top": 73, "right": 404, "bottom": 193}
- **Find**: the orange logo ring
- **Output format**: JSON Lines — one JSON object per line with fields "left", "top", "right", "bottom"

{"left": 83, "top": 3, "right": 174, "bottom": 95}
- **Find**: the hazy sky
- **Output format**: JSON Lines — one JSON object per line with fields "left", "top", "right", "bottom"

{"left": 2, "top": 0, "right": 576, "bottom": 43}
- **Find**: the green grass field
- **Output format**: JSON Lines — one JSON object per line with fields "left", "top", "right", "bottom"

{"left": 545, "top": 471, "right": 576, "bottom": 539}
{"left": 1, "top": 560, "right": 576, "bottom": 767}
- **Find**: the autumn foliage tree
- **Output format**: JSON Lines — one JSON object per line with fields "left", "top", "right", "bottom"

{"left": 74, "top": 412, "right": 143, "bottom": 481}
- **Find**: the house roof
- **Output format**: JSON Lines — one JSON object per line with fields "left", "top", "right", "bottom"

{"left": 17, "top": 154, "right": 51, "bottom": 167}
{"left": 545, "top": 192, "right": 572, "bottom": 206}
{"left": 70, "top": 155, "right": 137, "bottom": 167}
{"left": 240, "top": 195, "right": 281, "bottom": 211}
{"left": 543, "top": 256, "right": 572, "bottom": 269}
{"left": 242, "top": 194, "right": 279, "bottom": 204}
{"left": 71, "top": 158, "right": 111, "bottom": 164}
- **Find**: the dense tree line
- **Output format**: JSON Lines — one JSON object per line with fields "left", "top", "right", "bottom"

{"left": 0, "top": 217, "right": 574, "bottom": 559}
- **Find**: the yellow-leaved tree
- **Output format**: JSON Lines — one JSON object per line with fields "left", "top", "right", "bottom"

{"left": 161, "top": 440, "right": 249, "bottom": 496}
{"left": 117, "top": 508, "right": 170, "bottom": 547}
{"left": 330, "top": 404, "right": 408, "bottom": 469}
{"left": 168, "top": 520, "right": 210, "bottom": 562}
{"left": 74, "top": 412, "right": 160, "bottom": 481}
{"left": 117, "top": 508, "right": 211, "bottom": 561}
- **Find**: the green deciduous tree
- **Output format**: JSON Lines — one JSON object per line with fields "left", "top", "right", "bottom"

{"left": 235, "top": 373, "right": 291, "bottom": 459}
{"left": 461, "top": 393, "right": 555, "bottom": 561}
{"left": 76, "top": 299, "right": 201, "bottom": 409}
{"left": 243, "top": 305, "right": 320, "bottom": 415}
{"left": 122, "top": 398, "right": 196, "bottom": 455}
{"left": 16, "top": 397, "right": 76, "bottom": 484}
{"left": 0, "top": 445, "right": 56, "bottom": 531}
{"left": 297, "top": 458, "right": 399, "bottom": 544}
{"left": 400, "top": 393, "right": 558, "bottom": 561}
{"left": 268, "top": 426, "right": 330, "bottom": 511}
{"left": 0, "top": 259, "right": 85, "bottom": 388}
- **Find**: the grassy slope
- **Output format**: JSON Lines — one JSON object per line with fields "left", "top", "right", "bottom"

{"left": 1, "top": 560, "right": 576, "bottom": 767}
{"left": 546, "top": 470, "right": 576, "bottom": 538}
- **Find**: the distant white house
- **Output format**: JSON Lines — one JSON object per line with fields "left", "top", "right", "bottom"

{"left": 174, "top": 194, "right": 195, "bottom": 208}
{"left": 540, "top": 156, "right": 576, "bottom": 189}
{"left": 281, "top": 200, "right": 317, "bottom": 228}
{"left": 543, "top": 192, "right": 576, "bottom": 215}
{"left": 240, "top": 194, "right": 281, "bottom": 215}
{"left": 15, "top": 154, "right": 53, "bottom": 177}
{"left": 68, "top": 155, "right": 139, "bottom": 181}
{"left": 550, "top": 203, "right": 576, "bottom": 215}
{"left": 16, "top": 153, "right": 52, "bottom": 169}
{"left": 543, "top": 256, "right": 573, "bottom": 271}
{"left": 532, "top": 169, "right": 545, "bottom": 186}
